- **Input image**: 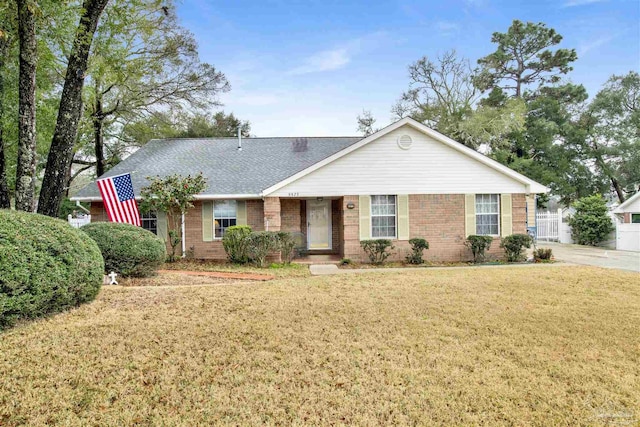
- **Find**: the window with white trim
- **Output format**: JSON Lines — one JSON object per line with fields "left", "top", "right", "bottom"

{"left": 476, "top": 194, "right": 500, "bottom": 235}
{"left": 141, "top": 211, "right": 157, "bottom": 235}
{"left": 371, "top": 195, "right": 397, "bottom": 238}
{"left": 632, "top": 213, "right": 640, "bottom": 224}
{"left": 214, "top": 200, "right": 237, "bottom": 238}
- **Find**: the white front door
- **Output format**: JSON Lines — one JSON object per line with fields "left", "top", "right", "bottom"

{"left": 307, "top": 200, "right": 331, "bottom": 250}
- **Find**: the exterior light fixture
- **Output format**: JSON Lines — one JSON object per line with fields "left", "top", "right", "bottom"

{"left": 346, "top": 202, "right": 355, "bottom": 209}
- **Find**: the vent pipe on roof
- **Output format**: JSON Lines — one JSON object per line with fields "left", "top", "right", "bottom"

{"left": 237, "top": 127, "right": 242, "bottom": 151}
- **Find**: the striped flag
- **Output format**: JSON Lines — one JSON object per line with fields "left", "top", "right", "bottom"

{"left": 96, "top": 173, "right": 141, "bottom": 226}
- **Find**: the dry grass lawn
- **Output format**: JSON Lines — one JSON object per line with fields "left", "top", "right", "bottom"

{"left": 1, "top": 266, "right": 639, "bottom": 426}
{"left": 162, "top": 259, "right": 311, "bottom": 278}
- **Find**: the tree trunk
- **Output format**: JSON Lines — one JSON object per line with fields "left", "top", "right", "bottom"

{"left": 15, "top": 0, "right": 37, "bottom": 212}
{"left": 0, "top": 34, "right": 12, "bottom": 208}
{"left": 37, "top": 0, "right": 110, "bottom": 217}
{"left": 611, "top": 177, "right": 625, "bottom": 204}
{"left": 93, "top": 97, "right": 105, "bottom": 177}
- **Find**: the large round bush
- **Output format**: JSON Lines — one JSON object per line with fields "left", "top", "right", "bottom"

{"left": 82, "top": 222, "right": 166, "bottom": 278}
{"left": 0, "top": 210, "right": 104, "bottom": 330}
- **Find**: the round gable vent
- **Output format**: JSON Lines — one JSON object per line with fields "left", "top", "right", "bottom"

{"left": 397, "top": 134, "right": 412, "bottom": 150}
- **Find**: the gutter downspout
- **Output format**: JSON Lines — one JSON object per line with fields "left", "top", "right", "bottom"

{"left": 75, "top": 200, "right": 90, "bottom": 214}
{"left": 181, "top": 212, "right": 186, "bottom": 257}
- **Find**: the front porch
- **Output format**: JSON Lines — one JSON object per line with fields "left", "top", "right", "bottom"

{"left": 265, "top": 197, "right": 345, "bottom": 257}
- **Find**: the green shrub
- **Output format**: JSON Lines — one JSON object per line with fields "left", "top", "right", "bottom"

{"left": 222, "top": 225, "right": 252, "bottom": 264}
{"left": 465, "top": 235, "right": 493, "bottom": 263}
{"left": 500, "top": 234, "right": 533, "bottom": 262}
{"left": 247, "top": 231, "right": 280, "bottom": 268}
{"left": 276, "top": 231, "right": 297, "bottom": 264}
{"left": 360, "top": 239, "right": 394, "bottom": 264}
{"left": 0, "top": 210, "right": 104, "bottom": 330}
{"left": 568, "top": 195, "right": 614, "bottom": 246}
{"left": 340, "top": 258, "right": 353, "bottom": 266}
{"left": 406, "top": 238, "right": 429, "bottom": 264}
{"left": 533, "top": 248, "right": 553, "bottom": 262}
{"left": 82, "top": 222, "right": 166, "bottom": 277}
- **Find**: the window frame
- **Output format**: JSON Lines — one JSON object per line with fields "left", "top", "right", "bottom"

{"left": 475, "top": 194, "right": 501, "bottom": 236}
{"left": 632, "top": 213, "right": 640, "bottom": 224}
{"left": 213, "top": 200, "right": 237, "bottom": 239}
{"left": 140, "top": 211, "right": 158, "bottom": 235}
{"left": 370, "top": 195, "right": 398, "bottom": 239}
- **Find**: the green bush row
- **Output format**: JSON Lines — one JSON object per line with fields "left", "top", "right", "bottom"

{"left": 465, "top": 233, "right": 535, "bottom": 263}
{"left": 222, "top": 226, "right": 298, "bottom": 267}
{"left": 1, "top": 210, "right": 104, "bottom": 330}
{"left": 359, "top": 238, "right": 430, "bottom": 265}
{"left": 82, "top": 222, "right": 166, "bottom": 278}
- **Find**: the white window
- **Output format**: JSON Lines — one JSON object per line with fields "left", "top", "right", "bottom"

{"left": 214, "top": 200, "right": 237, "bottom": 238}
{"left": 476, "top": 194, "right": 500, "bottom": 235}
{"left": 141, "top": 211, "right": 157, "bottom": 235}
{"left": 371, "top": 195, "right": 397, "bottom": 238}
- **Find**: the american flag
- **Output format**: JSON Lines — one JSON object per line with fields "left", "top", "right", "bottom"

{"left": 96, "top": 173, "right": 141, "bottom": 226}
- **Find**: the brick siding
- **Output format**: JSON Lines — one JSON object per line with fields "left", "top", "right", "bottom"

{"left": 342, "top": 194, "right": 528, "bottom": 263}
{"left": 90, "top": 193, "right": 527, "bottom": 262}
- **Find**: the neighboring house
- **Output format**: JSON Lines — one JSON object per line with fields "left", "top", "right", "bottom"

{"left": 613, "top": 192, "right": 640, "bottom": 252}
{"left": 72, "top": 118, "right": 548, "bottom": 262}
{"left": 613, "top": 191, "right": 640, "bottom": 224}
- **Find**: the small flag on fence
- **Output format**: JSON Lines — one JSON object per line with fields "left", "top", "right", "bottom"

{"left": 96, "top": 173, "right": 141, "bottom": 226}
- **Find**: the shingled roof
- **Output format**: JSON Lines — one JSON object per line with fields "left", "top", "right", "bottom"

{"left": 73, "top": 136, "right": 362, "bottom": 200}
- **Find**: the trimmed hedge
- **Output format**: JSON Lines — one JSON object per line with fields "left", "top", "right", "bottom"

{"left": 0, "top": 210, "right": 104, "bottom": 330}
{"left": 82, "top": 222, "right": 166, "bottom": 277}
{"left": 247, "top": 231, "right": 280, "bottom": 268}
{"left": 222, "top": 225, "right": 252, "bottom": 264}
{"left": 361, "top": 239, "right": 394, "bottom": 264}
{"left": 500, "top": 233, "right": 533, "bottom": 262}
{"left": 465, "top": 235, "right": 493, "bottom": 263}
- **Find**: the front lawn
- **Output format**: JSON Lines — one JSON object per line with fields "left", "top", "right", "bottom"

{"left": 162, "top": 258, "right": 311, "bottom": 278}
{"left": 1, "top": 266, "right": 638, "bottom": 425}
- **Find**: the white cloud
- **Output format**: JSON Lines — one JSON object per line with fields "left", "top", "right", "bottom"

{"left": 288, "top": 47, "right": 351, "bottom": 75}
{"left": 578, "top": 36, "right": 612, "bottom": 55}
{"left": 562, "top": 0, "right": 606, "bottom": 7}
{"left": 287, "top": 32, "right": 388, "bottom": 75}
{"left": 436, "top": 20, "right": 461, "bottom": 35}
{"left": 578, "top": 34, "right": 615, "bottom": 55}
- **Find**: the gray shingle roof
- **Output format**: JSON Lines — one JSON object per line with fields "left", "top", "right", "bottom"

{"left": 74, "top": 136, "right": 362, "bottom": 199}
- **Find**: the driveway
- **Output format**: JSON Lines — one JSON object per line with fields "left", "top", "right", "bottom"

{"left": 537, "top": 242, "right": 640, "bottom": 273}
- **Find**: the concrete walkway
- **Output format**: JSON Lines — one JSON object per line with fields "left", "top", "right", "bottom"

{"left": 309, "top": 262, "right": 575, "bottom": 276}
{"left": 535, "top": 242, "right": 640, "bottom": 273}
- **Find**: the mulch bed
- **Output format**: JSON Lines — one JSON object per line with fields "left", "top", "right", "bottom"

{"left": 157, "top": 269, "right": 274, "bottom": 281}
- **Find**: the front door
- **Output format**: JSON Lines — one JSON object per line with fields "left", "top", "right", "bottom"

{"left": 307, "top": 200, "right": 331, "bottom": 250}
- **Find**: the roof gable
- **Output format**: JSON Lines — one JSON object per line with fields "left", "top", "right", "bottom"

{"left": 614, "top": 191, "right": 640, "bottom": 213}
{"left": 263, "top": 118, "right": 549, "bottom": 196}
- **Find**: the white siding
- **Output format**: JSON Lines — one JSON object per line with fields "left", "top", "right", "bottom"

{"left": 621, "top": 196, "right": 640, "bottom": 213}
{"left": 272, "top": 125, "right": 528, "bottom": 197}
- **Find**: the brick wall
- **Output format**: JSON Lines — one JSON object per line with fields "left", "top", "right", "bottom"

{"left": 342, "top": 194, "right": 528, "bottom": 263}
{"left": 89, "top": 202, "right": 108, "bottom": 222}
{"left": 188, "top": 200, "right": 266, "bottom": 259}
{"left": 281, "top": 199, "right": 302, "bottom": 234}
{"left": 263, "top": 197, "right": 281, "bottom": 231}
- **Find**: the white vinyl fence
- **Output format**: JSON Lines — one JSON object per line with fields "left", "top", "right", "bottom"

{"left": 616, "top": 223, "right": 640, "bottom": 252}
{"left": 68, "top": 214, "right": 91, "bottom": 228}
{"left": 535, "top": 210, "right": 560, "bottom": 241}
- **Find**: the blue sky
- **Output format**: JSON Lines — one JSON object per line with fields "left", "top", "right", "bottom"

{"left": 177, "top": 0, "right": 640, "bottom": 136}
